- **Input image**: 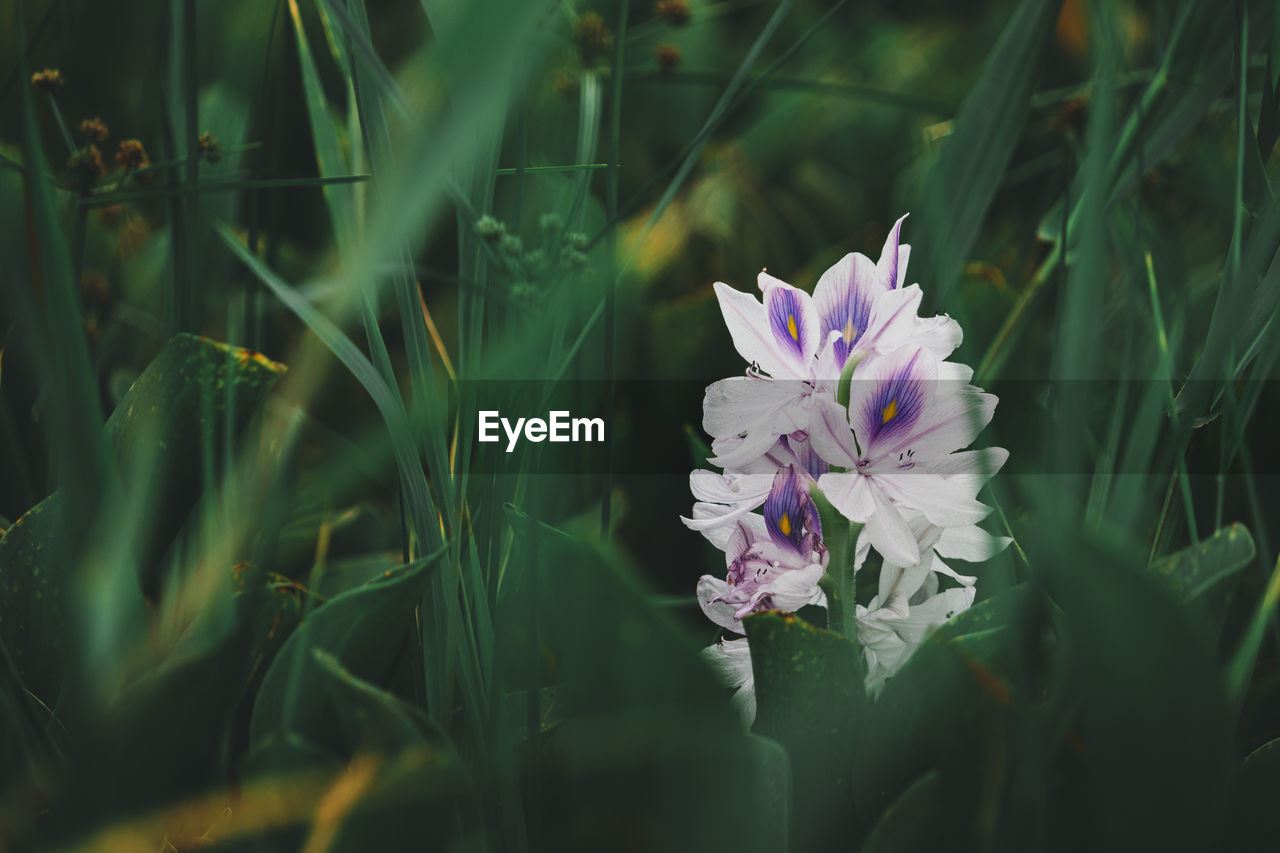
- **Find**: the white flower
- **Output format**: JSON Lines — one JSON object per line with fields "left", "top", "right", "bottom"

{"left": 809, "top": 344, "right": 1005, "bottom": 566}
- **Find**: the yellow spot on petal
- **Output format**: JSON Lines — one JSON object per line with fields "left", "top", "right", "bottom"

{"left": 843, "top": 317, "right": 855, "bottom": 345}
{"left": 882, "top": 399, "right": 898, "bottom": 424}
{"left": 787, "top": 314, "right": 798, "bottom": 341}
{"left": 779, "top": 513, "right": 792, "bottom": 537}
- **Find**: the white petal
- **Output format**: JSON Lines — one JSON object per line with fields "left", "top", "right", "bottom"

{"left": 713, "top": 282, "right": 800, "bottom": 379}
{"left": 688, "top": 469, "right": 773, "bottom": 505}
{"left": 761, "top": 563, "right": 826, "bottom": 611}
{"left": 697, "top": 576, "right": 745, "bottom": 634}
{"left": 702, "top": 377, "right": 801, "bottom": 441}
{"left": 935, "top": 525, "right": 1012, "bottom": 562}
{"left": 864, "top": 485, "right": 921, "bottom": 566}
{"left": 807, "top": 396, "right": 861, "bottom": 467}
{"left": 815, "top": 472, "right": 875, "bottom": 523}
{"left": 875, "top": 472, "right": 992, "bottom": 527}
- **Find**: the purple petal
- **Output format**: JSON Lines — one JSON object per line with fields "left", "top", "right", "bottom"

{"left": 878, "top": 214, "right": 909, "bottom": 290}
{"left": 763, "top": 466, "right": 808, "bottom": 554}
{"left": 861, "top": 350, "right": 927, "bottom": 446}
{"left": 766, "top": 285, "right": 810, "bottom": 360}
{"left": 815, "top": 253, "right": 878, "bottom": 369}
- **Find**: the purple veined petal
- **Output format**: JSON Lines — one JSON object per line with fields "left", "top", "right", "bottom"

{"left": 894, "top": 244, "right": 911, "bottom": 288}
{"left": 814, "top": 252, "right": 879, "bottom": 369}
{"left": 877, "top": 213, "right": 909, "bottom": 290}
{"left": 856, "top": 348, "right": 932, "bottom": 452}
{"left": 874, "top": 471, "right": 992, "bottom": 527}
{"left": 763, "top": 466, "right": 809, "bottom": 554}
{"left": 697, "top": 575, "right": 744, "bottom": 633}
{"left": 757, "top": 269, "right": 791, "bottom": 293}
{"left": 862, "top": 482, "right": 921, "bottom": 565}
{"left": 764, "top": 280, "right": 820, "bottom": 367}
{"left": 815, "top": 471, "right": 875, "bottom": 523}
{"left": 780, "top": 431, "right": 830, "bottom": 480}
{"left": 713, "top": 281, "right": 800, "bottom": 379}
{"left": 807, "top": 396, "right": 860, "bottom": 467}
{"left": 878, "top": 385, "right": 997, "bottom": 463}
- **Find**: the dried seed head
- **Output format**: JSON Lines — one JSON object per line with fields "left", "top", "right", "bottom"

{"left": 198, "top": 131, "right": 222, "bottom": 164}
{"left": 81, "top": 270, "right": 110, "bottom": 304}
{"left": 655, "top": 44, "right": 682, "bottom": 71}
{"left": 68, "top": 145, "right": 106, "bottom": 185}
{"left": 31, "top": 68, "right": 65, "bottom": 93}
{"left": 656, "top": 1, "right": 692, "bottom": 26}
{"left": 114, "top": 138, "right": 151, "bottom": 173}
{"left": 573, "top": 12, "right": 613, "bottom": 65}
{"left": 79, "top": 117, "right": 110, "bottom": 143}
{"left": 116, "top": 213, "right": 152, "bottom": 256}
{"left": 96, "top": 204, "right": 125, "bottom": 229}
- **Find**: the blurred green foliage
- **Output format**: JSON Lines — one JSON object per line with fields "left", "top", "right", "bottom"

{"left": 1, "top": 0, "right": 1279, "bottom": 850}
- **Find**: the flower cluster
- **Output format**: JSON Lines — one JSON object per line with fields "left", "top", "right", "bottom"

{"left": 684, "top": 215, "right": 1009, "bottom": 721}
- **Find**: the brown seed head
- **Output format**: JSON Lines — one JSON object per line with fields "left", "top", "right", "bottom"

{"left": 68, "top": 145, "right": 106, "bottom": 185}
{"left": 116, "top": 213, "right": 152, "bottom": 256}
{"left": 656, "top": 1, "right": 692, "bottom": 26}
{"left": 81, "top": 270, "right": 110, "bottom": 304}
{"left": 573, "top": 12, "right": 614, "bottom": 65}
{"left": 79, "top": 117, "right": 110, "bottom": 143}
{"left": 115, "top": 138, "right": 151, "bottom": 173}
{"left": 96, "top": 204, "right": 125, "bottom": 229}
{"left": 31, "top": 68, "right": 65, "bottom": 93}
{"left": 198, "top": 131, "right": 222, "bottom": 165}
{"left": 655, "top": 44, "right": 682, "bottom": 71}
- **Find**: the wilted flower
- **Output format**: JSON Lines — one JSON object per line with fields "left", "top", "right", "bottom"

{"left": 696, "top": 467, "right": 827, "bottom": 633}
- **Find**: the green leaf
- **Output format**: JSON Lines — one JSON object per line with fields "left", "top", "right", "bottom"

{"left": 914, "top": 0, "right": 1062, "bottom": 311}
{"left": 312, "top": 648, "right": 441, "bottom": 753}
{"left": 0, "top": 334, "right": 285, "bottom": 703}
{"left": 744, "top": 609, "right": 864, "bottom": 848}
{"left": 1148, "top": 522, "right": 1255, "bottom": 601}
{"left": 502, "top": 507, "right": 789, "bottom": 853}
{"left": 852, "top": 586, "right": 1032, "bottom": 825}
{"left": 249, "top": 548, "right": 445, "bottom": 750}
{"left": 859, "top": 770, "right": 950, "bottom": 853}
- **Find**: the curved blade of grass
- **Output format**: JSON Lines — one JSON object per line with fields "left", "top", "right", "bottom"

{"left": 915, "top": 0, "right": 1062, "bottom": 312}
{"left": 214, "top": 222, "right": 438, "bottom": 550}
